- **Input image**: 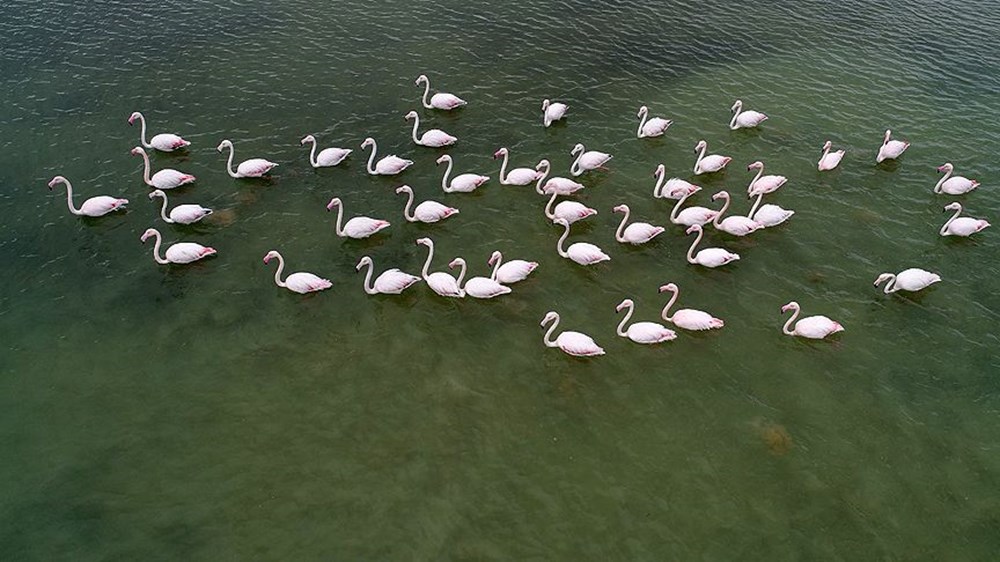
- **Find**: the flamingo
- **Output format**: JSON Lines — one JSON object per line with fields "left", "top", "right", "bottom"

{"left": 693, "top": 140, "right": 732, "bottom": 175}
{"left": 395, "top": 185, "right": 459, "bottom": 223}
{"left": 570, "top": 143, "right": 612, "bottom": 176}
{"left": 746, "top": 161, "right": 787, "bottom": 196}
{"left": 653, "top": 164, "right": 699, "bottom": 200}
{"left": 488, "top": 251, "right": 538, "bottom": 284}
{"left": 130, "top": 146, "right": 195, "bottom": 189}
{"left": 747, "top": 191, "right": 794, "bottom": 227}
{"left": 940, "top": 202, "right": 990, "bottom": 237}
{"left": 729, "top": 100, "right": 768, "bottom": 130}
{"left": 554, "top": 218, "right": 610, "bottom": 265}
{"left": 874, "top": 268, "right": 941, "bottom": 294}
{"left": 47, "top": 176, "right": 127, "bottom": 217}
{"left": 437, "top": 155, "right": 490, "bottom": 193}
{"left": 615, "top": 299, "right": 677, "bottom": 344}
{"left": 405, "top": 111, "right": 457, "bottom": 147}
{"left": 216, "top": 140, "right": 277, "bottom": 178}
{"left": 325, "top": 197, "right": 390, "bottom": 239}
{"left": 536, "top": 159, "right": 585, "bottom": 195}
{"left": 613, "top": 204, "right": 665, "bottom": 244}
{"left": 148, "top": 190, "right": 212, "bottom": 225}
{"left": 658, "top": 283, "right": 724, "bottom": 331}
{"left": 711, "top": 191, "right": 763, "bottom": 236}
{"left": 818, "top": 141, "right": 845, "bottom": 171}
{"left": 127, "top": 111, "right": 190, "bottom": 152}
{"left": 300, "top": 135, "right": 351, "bottom": 167}
{"left": 876, "top": 129, "right": 909, "bottom": 163}
{"left": 542, "top": 99, "right": 568, "bottom": 127}
{"left": 670, "top": 188, "right": 720, "bottom": 227}
{"left": 263, "top": 250, "right": 332, "bottom": 294}
{"left": 415, "top": 74, "right": 467, "bottom": 110}
{"left": 544, "top": 190, "right": 597, "bottom": 224}
{"left": 416, "top": 238, "right": 463, "bottom": 298}
{"left": 636, "top": 106, "right": 673, "bottom": 138}
{"left": 780, "top": 301, "right": 844, "bottom": 340}
{"left": 934, "top": 163, "right": 980, "bottom": 195}
{"left": 495, "top": 148, "right": 543, "bottom": 186}
{"left": 449, "top": 258, "right": 511, "bottom": 299}
{"left": 356, "top": 255, "right": 420, "bottom": 295}
{"left": 360, "top": 137, "right": 413, "bottom": 176}
{"left": 140, "top": 228, "right": 215, "bottom": 265}
{"left": 685, "top": 224, "right": 739, "bottom": 268}
{"left": 540, "top": 311, "right": 604, "bottom": 357}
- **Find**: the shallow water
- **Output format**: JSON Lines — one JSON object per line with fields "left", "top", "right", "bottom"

{"left": 2, "top": 0, "right": 1000, "bottom": 559}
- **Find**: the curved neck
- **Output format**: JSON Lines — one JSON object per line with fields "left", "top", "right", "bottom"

{"left": 223, "top": 144, "right": 237, "bottom": 178}
{"left": 614, "top": 208, "right": 631, "bottom": 242}
{"left": 542, "top": 316, "right": 560, "bottom": 347}
{"left": 59, "top": 180, "right": 82, "bottom": 215}
{"left": 686, "top": 228, "right": 703, "bottom": 264}
{"left": 694, "top": 144, "right": 707, "bottom": 173}
{"left": 534, "top": 163, "right": 550, "bottom": 195}
{"left": 637, "top": 110, "right": 648, "bottom": 138}
{"left": 149, "top": 231, "right": 168, "bottom": 264}
{"left": 360, "top": 261, "right": 377, "bottom": 294}
{"left": 498, "top": 151, "right": 510, "bottom": 183}
{"left": 331, "top": 203, "right": 345, "bottom": 236}
{"left": 556, "top": 222, "right": 571, "bottom": 257}
{"left": 400, "top": 189, "right": 416, "bottom": 221}
{"left": 653, "top": 167, "right": 664, "bottom": 197}
{"left": 821, "top": 145, "right": 830, "bottom": 162}
{"left": 748, "top": 167, "right": 764, "bottom": 192}
{"left": 365, "top": 141, "right": 378, "bottom": 174}
{"left": 748, "top": 193, "right": 764, "bottom": 218}
{"left": 729, "top": 106, "right": 740, "bottom": 130}
{"left": 305, "top": 138, "right": 318, "bottom": 167}
{"left": 271, "top": 254, "right": 287, "bottom": 287}
{"left": 570, "top": 150, "right": 584, "bottom": 176}
{"left": 440, "top": 158, "right": 453, "bottom": 191}
{"left": 138, "top": 149, "right": 152, "bottom": 184}
{"left": 670, "top": 191, "right": 693, "bottom": 222}
{"left": 489, "top": 255, "right": 502, "bottom": 280}
{"left": 420, "top": 80, "right": 433, "bottom": 109}
{"left": 409, "top": 116, "right": 421, "bottom": 144}
{"left": 136, "top": 114, "right": 151, "bottom": 148}
{"left": 453, "top": 260, "right": 467, "bottom": 287}
{"left": 782, "top": 307, "right": 800, "bottom": 335}
{"left": 934, "top": 168, "right": 952, "bottom": 193}
{"left": 941, "top": 206, "right": 962, "bottom": 235}
{"left": 713, "top": 194, "right": 730, "bottom": 226}
{"left": 616, "top": 304, "right": 633, "bottom": 336}
{"left": 544, "top": 191, "right": 559, "bottom": 219}
{"left": 660, "top": 288, "right": 679, "bottom": 322}
{"left": 154, "top": 193, "right": 173, "bottom": 223}
{"left": 421, "top": 244, "right": 434, "bottom": 280}
{"left": 879, "top": 275, "right": 898, "bottom": 294}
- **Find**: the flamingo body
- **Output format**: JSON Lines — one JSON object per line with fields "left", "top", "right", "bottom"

{"left": 405, "top": 111, "right": 457, "bottom": 147}
{"left": 396, "top": 185, "right": 458, "bottom": 223}
{"left": 489, "top": 252, "right": 538, "bottom": 284}
{"left": 542, "top": 99, "right": 568, "bottom": 127}
{"left": 217, "top": 140, "right": 277, "bottom": 178}
{"left": 781, "top": 302, "right": 843, "bottom": 340}
{"left": 935, "top": 163, "right": 979, "bottom": 195}
{"left": 874, "top": 268, "right": 941, "bottom": 294}
{"left": 614, "top": 204, "right": 664, "bottom": 244}
{"left": 940, "top": 203, "right": 989, "bottom": 237}
{"left": 729, "top": 100, "right": 767, "bottom": 129}
{"left": 326, "top": 198, "right": 390, "bottom": 239}
{"left": 541, "top": 311, "right": 604, "bottom": 357}
{"left": 693, "top": 140, "right": 731, "bottom": 174}
{"left": 554, "top": 218, "right": 610, "bottom": 265}
{"left": 818, "top": 141, "right": 845, "bottom": 171}
{"left": 437, "top": 155, "right": 489, "bottom": 193}
{"left": 149, "top": 190, "right": 211, "bottom": 225}
{"left": 141, "top": 228, "right": 215, "bottom": 265}
{"left": 685, "top": 224, "right": 739, "bottom": 268}
{"left": 263, "top": 250, "right": 331, "bottom": 294}
{"left": 570, "top": 143, "right": 612, "bottom": 176}
{"left": 47, "top": 176, "right": 128, "bottom": 217}
{"left": 301, "top": 135, "right": 351, "bottom": 167}
{"left": 361, "top": 138, "right": 412, "bottom": 176}
{"left": 128, "top": 112, "right": 190, "bottom": 152}
{"left": 416, "top": 75, "right": 467, "bottom": 110}
{"left": 637, "top": 106, "right": 672, "bottom": 138}
{"left": 876, "top": 129, "right": 909, "bottom": 163}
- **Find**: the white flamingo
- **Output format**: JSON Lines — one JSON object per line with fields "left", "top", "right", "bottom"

{"left": 415, "top": 74, "right": 467, "bottom": 110}
{"left": 405, "top": 111, "right": 457, "bottom": 147}
{"left": 540, "top": 311, "right": 604, "bottom": 357}
{"left": 416, "top": 238, "right": 463, "bottom": 298}
{"left": 488, "top": 251, "right": 538, "bottom": 284}
{"left": 615, "top": 299, "right": 677, "bottom": 344}
{"left": 781, "top": 301, "right": 844, "bottom": 340}
{"left": 693, "top": 140, "right": 732, "bottom": 175}
{"left": 876, "top": 129, "right": 909, "bottom": 163}
{"left": 711, "top": 191, "right": 763, "bottom": 236}
{"left": 536, "top": 159, "right": 585, "bottom": 195}
{"left": 395, "top": 185, "right": 459, "bottom": 223}
{"left": 934, "top": 163, "right": 979, "bottom": 195}
{"left": 216, "top": 140, "right": 278, "bottom": 178}
{"left": 940, "top": 202, "right": 990, "bottom": 237}
{"left": 747, "top": 191, "right": 794, "bottom": 227}
{"left": 670, "top": 188, "right": 719, "bottom": 227}
{"left": 360, "top": 137, "right": 413, "bottom": 176}
{"left": 613, "top": 204, "right": 665, "bottom": 244}
{"left": 495, "top": 148, "right": 543, "bottom": 186}
{"left": 449, "top": 258, "right": 511, "bottom": 299}
{"left": 570, "top": 143, "right": 612, "bottom": 176}
{"left": 127, "top": 111, "right": 190, "bottom": 152}
{"left": 47, "top": 176, "right": 128, "bottom": 217}
{"left": 140, "top": 228, "right": 215, "bottom": 265}
{"left": 658, "top": 283, "right": 724, "bottom": 331}
{"left": 437, "top": 154, "right": 490, "bottom": 193}
{"left": 636, "top": 106, "right": 673, "bottom": 138}
{"left": 300, "top": 135, "right": 351, "bottom": 167}
{"left": 729, "top": 100, "right": 768, "bottom": 130}
{"left": 554, "top": 218, "right": 610, "bottom": 265}
{"left": 544, "top": 191, "right": 597, "bottom": 224}
{"left": 685, "top": 224, "right": 739, "bottom": 268}
{"left": 325, "top": 197, "right": 390, "bottom": 239}
{"left": 148, "top": 190, "right": 212, "bottom": 225}
{"left": 818, "top": 141, "right": 845, "bottom": 171}
{"left": 130, "top": 146, "right": 195, "bottom": 189}
{"left": 653, "top": 164, "right": 699, "bottom": 199}
{"left": 874, "top": 268, "right": 941, "bottom": 294}
{"left": 356, "top": 255, "right": 420, "bottom": 295}
{"left": 746, "top": 160, "right": 787, "bottom": 196}
{"left": 542, "top": 99, "right": 568, "bottom": 127}
{"left": 263, "top": 250, "right": 332, "bottom": 294}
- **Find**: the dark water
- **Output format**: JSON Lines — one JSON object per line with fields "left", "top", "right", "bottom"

{"left": 2, "top": 0, "right": 1000, "bottom": 559}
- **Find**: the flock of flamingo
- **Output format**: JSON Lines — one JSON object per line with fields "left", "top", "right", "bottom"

{"left": 45, "top": 74, "right": 990, "bottom": 357}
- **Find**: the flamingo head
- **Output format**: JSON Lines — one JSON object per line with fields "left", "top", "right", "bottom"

{"left": 130, "top": 146, "right": 144, "bottom": 156}
{"left": 415, "top": 74, "right": 428, "bottom": 85}
{"left": 637, "top": 105, "right": 648, "bottom": 118}
{"left": 415, "top": 237, "right": 432, "bottom": 248}
{"left": 355, "top": 256, "right": 372, "bottom": 271}
{"left": 943, "top": 202, "right": 962, "bottom": 212}
{"left": 694, "top": 140, "right": 706, "bottom": 153}
{"left": 652, "top": 164, "right": 665, "bottom": 178}
{"left": 731, "top": 100, "right": 742, "bottom": 112}
{"left": 404, "top": 110, "right": 418, "bottom": 120}
{"left": 435, "top": 155, "right": 449, "bottom": 165}
{"left": 540, "top": 311, "right": 558, "bottom": 327}
{"left": 541, "top": 99, "right": 550, "bottom": 111}
{"left": 780, "top": 301, "right": 799, "bottom": 313}
{"left": 571, "top": 143, "right": 584, "bottom": 156}
{"left": 47, "top": 176, "right": 67, "bottom": 189}
{"left": 883, "top": 129, "right": 892, "bottom": 143}
{"left": 658, "top": 283, "right": 679, "bottom": 294}
{"left": 711, "top": 190, "right": 729, "bottom": 202}
{"left": 361, "top": 137, "right": 374, "bottom": 149}
{"left": 487, "top": 251, "right": 502, "bottom": 267}
{"left": 140, "top": 228, "right": 158, "bottom": 243}
{"left": 127, "top": 111, "right": 141, "bottom": 125}
{"left": 216, "top": 139, "right": 231, "bottom": 152}
{"left": 493, "top": 148, "right": 507, "bottom": 159}
{"left": 147, "top": 189, "right": 166, "bottom": 200}
{"left": 873, "top": 273, "right": 893, "bottom": 287}
{"left": 822, "top": 140, "right": 832, "bottom": 151}
{"left": 535, "top": 159, "right": 550, "bottom": 171}
{"left": 685, "top": 224, "right": 702, "bottom": 235}
{"left": 262, "top": 250, "right": 280, "bottom": 264}
{"left": 612, "top": 204, "right": 628, "bottom": 214}
{"left": 300, "top": 135, "right": 315, "bottom": 145}
{"left": 553, "top": 218, "right": 570, "bottom": 228}
{"left": 937, "top": 163, "right": 954, "bottom": 173}
{"left": 747, "top": 161, "right": 763, "bottom": 171}
{"left": 615, "top": 299, "right": 633, "bottom": 313}
{"left": 447, "top": 257, "right": 465, "bottom": 270}
{"left": 325, "top": 197, "right": 341, "bottom": 211}
{"left": 394, "top": 185, "right": 412, "bottom": 195}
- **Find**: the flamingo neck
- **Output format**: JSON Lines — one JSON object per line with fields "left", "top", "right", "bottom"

{"left": 686, "top": 228, "right": 703, "bottom": 264}
{"left": 409, "top": 115, "right": 421, "bottom": 144}
{"left": 542, "top": 101, "right": 551, "bottom": 127}
{"left": 660, "top": 288, "right": 679, "bottom": 322}
{"left": 637, "top": 109, "right": 648, "bottom": 138}
{"left": 420, "top": 244, "right": 434, "bottom": 280}
{"left": 149, "top": 231, "right": 168, "bottom": 264}
{"left": 556, "top": 222, "right": 571, "bottom": 257}
{"left": 694, "top": 144, "right": 706, "bottom": 173}
{"left": 670, "top": 191, "right": 693, "bottom": 222}
{"left": 223, "top": 144, "right": 237, "bottom": 178}
{"left": 306, "top": 138, "right": 319, "bottom": 167}
{"left": 365, "top": 141, "right": 378, "bottom": 174}
{"left": 138, "top": 149, "right": 152, "bottom": 185}
{"left": 400, "top": 189, "right": 416, "bottom": 222}
{"left": 271, "top": 254, "right": 287, "bottom": 288}
{"left": 542, "top": 316, "right": 560, "bottom": 347}
{"left": 155, "top": 193, "right": 173, "bottom": 223}
{"left": 570, "top": 149, "right": 584, "bottom": 176}
{"left": 616, "top": 304, "right": 633, "bottom": 337}
{"left": 453, "top": 260, "right": 467, "bottom": 287}
{"left": 879, "top": 275, "right": 898, "bottom": 294}
{"left": 534, "top": 163, "right": 550, "bottom": 195}
{"left": 782, "top": 307, "right": 800, "bottom": 335}
{"left": 713, "top": 194, "right": 730, "bottom": 226}
{"left": 59, "top": 179, "right": 82, "bottom": 215}
{"left": 360, "top": 261, "right": 377, "bottom": 294}
{"left": 614, "top": 208, "right": 631, "bottom": 242}
{"left": 941, "top": 206, "right": 962, "bottom": 235}
{"left": 544, "top": 191, "right": 558, "bottom": 219}
{"left": 331, "top": 203, "right": 345, "bottom": 236}
{"left": 747, "top": 193, "right": 764, "bottom": 218}
{"left": 748, "top": 167, "right": 764, "bottom": 193}
{"left": 729, "top": 107, "right": 740, "bottom": 130}
{"left": 652, "top": 168, "right": 664, "bottom": 197}
{"left": 934, "top": 168, "right": 952, "bottom": 193}
{"left": 489, "top": 254, "right": 503, "bottom": 281}
{"left": 136, "top": 114, "right": 151, "bottom": 148}
{"left": 440, "top": 158, "right": 453, "bottom": 191}
{"left": 420, "top": 79, "right": 433, "bottom": 109}
{"left": 820, "top": 145, "right": 830, "bottom": 164}
{"left": 498, "top": 151, "right": 510, "bottom": 184}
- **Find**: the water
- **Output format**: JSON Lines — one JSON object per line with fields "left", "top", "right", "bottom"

{"left": 2, "top": 0, "right": 1000, "bottom": 559}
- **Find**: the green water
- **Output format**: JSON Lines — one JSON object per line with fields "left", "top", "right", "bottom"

{"left": 2, "top": 0, "right": 1000, "bottom": 559}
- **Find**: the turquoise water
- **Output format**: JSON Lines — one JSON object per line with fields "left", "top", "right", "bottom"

{"left": 2, "top": 0, "right": 1000, "bottom": 559}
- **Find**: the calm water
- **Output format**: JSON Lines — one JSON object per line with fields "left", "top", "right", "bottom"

{"left": 2, "top": 0, "right": 1000, "bottom": 559}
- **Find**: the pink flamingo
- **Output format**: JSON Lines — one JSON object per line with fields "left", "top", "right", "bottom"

{"left": 874, "top": 268, "right": 941, "bottom": 294}
{"left": 685, "top": 224, "right": 740, "bottom": 268}
{"left": 746, "top": 161, "right": 787, "bottom": 196}
{"left": 554, "top": 218, "right": 611, "bottom": 265}
{"left": 395, "top": 185, "right": 459, "bottom": 223}
{"left": 653, "top": 164, "right": 699, "bottom": 199}
{"left": 570, "top": 143, "right": 612, "bottom": 176}
{"left": 415, "top": 74, "right": 467, "bottom": 110}
{"left": 449, "top": 258, "right": 511, "bottom": 299}
{"left": 495, "top": 148, "right": 543, "bottom": 186}
{"left": 536, "top": 159, "right": 585, "bottom": 195}
{"left": 131, "top": 146, "right": 195, "bottom": 189}
{"left": 47, "top": 176, "right": 127, "bottom": 217}
{"left": 940, "top": 202, "right": 990, "bottom": 237}
{"left": 300, "top": 135, "right": 351, "bottom": 167}
{"left": 876, "top": 129, "right": 909, "bottom": 163}
{"left": 405, "top": 111, "right": 457, "bottom": 147}
{"left": 693, "top": 140, "right": 731, "bottom": 174}
{"left": 615, "top": 299, "right": 677, "bottom": 344}
{"left": 216, "top": 140, "right": 277, "bottom": 178}
{"left": 356, "top": 255, "right": 420, "bottom": 295}
{"left": 148, "top": 190, "right": 212, "bottom": 225}
{"left": 361, "top": 137, "right": 412, "bottom": 176}
{"left": 416, "top": 238, "right": 463, "bottom": 298}
{"left": 613, "top": 204, "right": 665, "bottom": 244}
{"left": 747, "top": 191, "right": 795, "bottom": 227}
{"left": 488, "top": 250, "right": 538, "bottom": 284}
{"left": 934, "top": 163, "right": 979, "bottom": 195}
{"left": 544, "top": 190, "right": 597, "bottom": 224}
{"left": 818, "top": 141, "right": 845, "bottom": 171}
{"left": 437, "top": 155, "right": 489, "bottom": 193}
{"left": 263, "top": 250, "right": 332, "bottom": 294}
{"left": 326, "top": 198, "right": 390, "bottom": 239}
{"left": 658, "top": 283, "right": 724, "bottom": 330}
{"left": 636, "top": 106, "right": 673, "bottom": 138}
{"left": 670, "top": 188, "right": 720, "bottom": 227}
{"left": 140, "top": 228, "right": 215, "bottom": 264}
{"left": 780, "top": 301, "right": 844, "bottom": 339}
{"left": 711, "top": 191, "right": 763, "bottom": 236}
{"left": 540, "top": 311, "right": 604, "bottom": 357}
{"left": 127, "top": 111, "right": 190, "bottom": 152}
{"left": 729, "top": 100, "right": 768, "bottom": 129}
{"left": 542, "top": 99, "right": 568, "bottom": 127}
